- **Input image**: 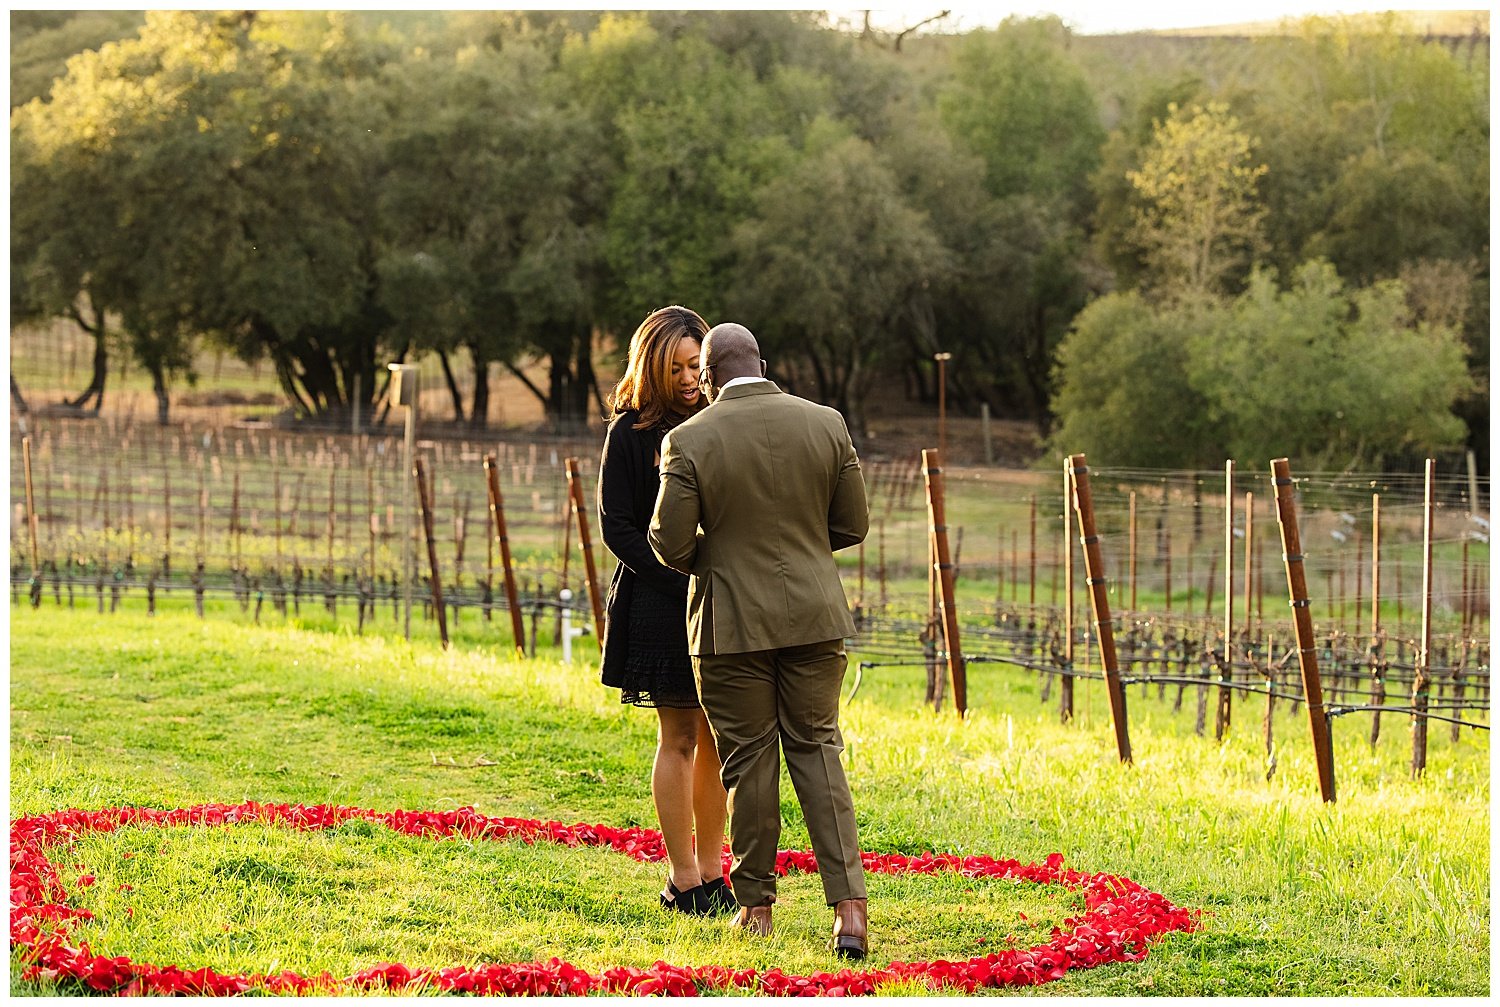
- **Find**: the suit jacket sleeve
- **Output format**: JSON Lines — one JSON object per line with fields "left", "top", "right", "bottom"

{"left": 649, "top": 429, "right": 701, "bottom": 574}
{"left": 598, "top": 419, "right": 689, "bottom": 598}
{"left": 827, "top": 414, "right": 869, "bottom": 551}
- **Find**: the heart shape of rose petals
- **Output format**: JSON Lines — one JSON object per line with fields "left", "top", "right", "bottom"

{"left": 11, "top": 802, "right": 1197, "bottom": 996}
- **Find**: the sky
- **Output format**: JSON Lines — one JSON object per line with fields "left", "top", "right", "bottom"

{"left": 819, "top": 2, "right": 1479, "bottom": 35}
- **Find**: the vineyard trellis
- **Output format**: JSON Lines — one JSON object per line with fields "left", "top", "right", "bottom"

{"left": 9, "top": 416, "right": 1489, "bottom": 797}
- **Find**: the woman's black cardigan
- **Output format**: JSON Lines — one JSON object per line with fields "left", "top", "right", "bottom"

{"left": 596, "top": 409, "right": 690, "bottom": 688}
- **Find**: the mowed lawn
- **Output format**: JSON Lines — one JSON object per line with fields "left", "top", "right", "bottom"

{"left": 8, "top": 608, "right": 1489, "bottom": 996}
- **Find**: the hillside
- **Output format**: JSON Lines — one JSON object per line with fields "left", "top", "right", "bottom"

{"left": 1146, "top": 8, "right": 1487, "bottom": 37}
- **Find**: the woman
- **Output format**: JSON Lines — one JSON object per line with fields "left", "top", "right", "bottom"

{"left": 597, "top": 305, "right": 734, "bottom": 917}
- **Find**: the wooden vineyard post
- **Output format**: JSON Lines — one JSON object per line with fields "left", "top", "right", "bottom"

{"left": 1163, "top": 526, "right": 1172, "bottom": 612}
{"left": 921, "top": 449, "right": 967, "bottom": 716}
{"left": 1061, "top": 461, "right": 1075, "bottom": 724}
{"left": 1065, "top": 454, "right": 1132, "bottom": 764}
{"left": 163, "top": 468, "right": 171, "bottom": 579}
{"left": 858, "top": 537, "right": 866, "bottom": 615}
{"left": 992, "top": 528, "right": 1001, "bottom": 616}
{"left": 1270, "top": 458, "right": 1336, "bottom": 802}
{"left": 1217, "top": 460, "right": 1234, "bottom": 741}
{"left": 1128, "top": 490, "right": 1138, "bottom": 612}
{"left": 365, "top": 469, "right": 376, "bottom": 631}
{"left": 1458, "top": 540, "right": 1470, "bottom": 642}
{"left": 1412, "top": 459, "right": 1435, "bottom": 778}
{"left": 1369, "top": 493, "right": 1385, "bottom": 748}
{"left": 1028, "top": 495, "right": 1037, "bottom": 607}
{"left": 1243, "top": 492, "right": 1254, "bottom": 635}
{"left": 564, "top": 458, "right": 605, "bottom": 643}
{"left": 23, "top": 436, "right": 41, "bottom": 608}
{"left": 1009, "top": 528, "right": 1018, "bottom": 605}
{"left": 486, "top": 456, "right": 528, "bottom": 657}
{"left": 231, "top": 470, "right": 243, "bottom": 572}
{"left": 413, "top": 458, "right": 449, "bottom": 650}
{"left": 1354, "top": 530, "right": 1365, "bottom": 638}
{"left": 559, "top": 490, "right": 573, "bottom": 593}
{"left": 196, "top": 467, "right": 207, "bottom": 567}
{"left": 326, "top": 470, "right": 337, "bottom": 617}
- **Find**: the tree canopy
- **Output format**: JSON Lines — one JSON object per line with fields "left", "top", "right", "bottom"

{"left": 10, "top": 9, "right": 1488, "bottom": 467}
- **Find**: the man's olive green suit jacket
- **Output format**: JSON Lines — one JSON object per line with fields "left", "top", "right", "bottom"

{"left": 648, "top": 381, "right": 869, "bottom": 656}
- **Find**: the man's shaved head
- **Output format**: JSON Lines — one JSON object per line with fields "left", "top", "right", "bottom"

{"left": 701, "top": 323, "right": 764, "bottom": 393}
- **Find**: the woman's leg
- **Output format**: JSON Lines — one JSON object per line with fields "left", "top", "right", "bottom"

{"left": 654, "top": 706, "right": 705, "bottom": 893}
{"left": 691, "top": 709, "right": 729, "bottom": 883}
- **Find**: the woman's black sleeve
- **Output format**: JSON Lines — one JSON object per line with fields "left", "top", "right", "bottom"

{"left": 597, "top": 420, "right": 690, "bottom": 599}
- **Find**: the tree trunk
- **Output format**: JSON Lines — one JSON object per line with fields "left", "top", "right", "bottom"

{"left": 504, "top": 359, "right": 550, "bottom": 411}
{"left": 149, "top": 361, "right": 171, "bottom": 426}
{"left": 467, "top": 343, "right": 490, "bottom": 431}
{"left": 10, "top": 374, "right": 30, "bottom": 415}
{"left": 65, "top": 299, "right": 108, "bottom": 412}
{"left": 574, "top": 336, "right": 600, "bottom": 425}
{"left": 1025, "top": 305, "right": 1053, "bottom": 435}
{"left": 438, "top": 348, "right": 466, "bottom": 424}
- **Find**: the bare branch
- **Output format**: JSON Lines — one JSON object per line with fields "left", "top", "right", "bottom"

{"left": 895, "top": 9, "right": 950, "bottom": 52}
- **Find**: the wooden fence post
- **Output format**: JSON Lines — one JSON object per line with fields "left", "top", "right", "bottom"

{"left": 1061, "top": 463, "right": 1075, "bottom": 723}
{"left": 1270, "top": 458, "right": 1336, "bottom": 802}
{"left": 486, "top": 456, "right": 528, "bottom": 660}
{"left": 1065, "top": 454, "right": 1132, "bottom": 764}
{"left": 1028, "top": 495, "right": 1037, "bottom": 607}
{"left": 1412, "top": 459, "right": 1435, "bottom": 777}
{"left": 162, "top": 468, "right": 171, "bottom": 579}
{"left": 1128, "top": 490, "right": 1137, "bottom": 612}
{"left": 1217, "top": 460, "right": 1234, "bottom": 740}
{"left": 1243, "top": 492, "right": 1254, "bottom": 635}
{"left": 231, "top": 470, "right": 242, "bottom": 571}
{"left": 326, "top": 469, "right": 337, "bottom": 617}
{"left": 564, "top": 457, "right": 605, "bottom": 643}
{"left": 1163, "top": 525, "right": 1172, "bottom": 612}
{"left": 413, "top": 457, "right": 449, "bottom": 649}
{"left": 922, "top": 449, "right": 967, "bottom": 716}
{"left": 993, "top": 525, "right": 1002, "bottom": 616}
{"left": 1369, "top": 493, "right": 1385, "bottom": 748}
{"left": 1010, "top": 528, "right": 1018, "bottom": 605}
{"left": 23, "top": 436, "right": 41, "bottom": 608}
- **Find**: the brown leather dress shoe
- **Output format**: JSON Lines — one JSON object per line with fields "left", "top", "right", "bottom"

{"left": 732, "top": 899, "right": 774, "bottom": 937}
{"left": 831, "top": 898, "right": 868, "bottom": 960}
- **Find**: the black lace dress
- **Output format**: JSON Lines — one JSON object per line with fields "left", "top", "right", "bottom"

{"left": 597, "top": 410, "right": 699, "bottom": 710}
{"left": 620, "top": 576, "right": 697, "bottom": 708}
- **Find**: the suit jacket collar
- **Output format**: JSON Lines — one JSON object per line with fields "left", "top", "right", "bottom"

{"left": 713, "top": 380, "right": 782, "bottom": 402}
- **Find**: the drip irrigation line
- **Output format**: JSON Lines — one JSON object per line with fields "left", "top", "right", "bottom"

{"left": 1326, "top": 705, "right": 1489, "bottom": 729}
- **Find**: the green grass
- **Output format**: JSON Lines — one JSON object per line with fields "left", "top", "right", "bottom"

{"left": 9, "top": 608, "right": 1489, "bottom": 995}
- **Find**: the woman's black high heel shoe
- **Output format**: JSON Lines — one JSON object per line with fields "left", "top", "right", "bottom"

{"left": 660, "top": 879, "right": 712, "bottom": 915}
{"left": 700, "top": 876, "right": 738, "bottom": 916}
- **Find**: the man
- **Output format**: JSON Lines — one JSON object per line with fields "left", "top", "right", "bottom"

{"left": 648, "top": 322, "right": 870, "bottom": 959}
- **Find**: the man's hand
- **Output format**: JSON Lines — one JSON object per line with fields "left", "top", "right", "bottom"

{"left": 828, "top": 421, "right": 868, "bottom": 551}
{"left": 649, "top": 430, "right": 702, "bottom": 573}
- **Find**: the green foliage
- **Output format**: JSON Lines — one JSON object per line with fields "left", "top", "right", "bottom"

{"left": 1127, "top": 102, "right": 1268, "bottom": 302}
{"left": 374, "top": 40, "right": 596, "bottom": 424}
{"left": 937, "top": 16, "right": 1104, "bottom": 217}
{"left": 12, "top": 11, "right": 394, "bottom": 420}
{"left": 9, "top": 9, "right": 145, "bottom": 106}
{"left": 10, "top": 9, "right": 1488, "bottom": 449}
{"left": 1303, "top": 148, "right": 1478, "bottom": 283}
{"left": 1240, "top": 18, "right": 1489, "bottom": 284}
{"left": 1048, "top": 291, "right": 1217, "bottom": 467}
{"left": 729, "top": 120, "right": 948, "bottom": 433}
{"left": 1051, "top": 261, "right": 1471, "bottom": 467}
